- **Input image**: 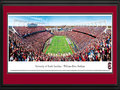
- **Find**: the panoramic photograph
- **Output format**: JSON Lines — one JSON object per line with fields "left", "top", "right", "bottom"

{"left": 8, "top": 14, "right": 112, "bottom": 62}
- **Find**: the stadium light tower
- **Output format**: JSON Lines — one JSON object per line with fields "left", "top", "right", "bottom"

{"left": 13, "top": 19, "right": 15, "bottom": 27}
{"left": 105, "top": 20, "right": 107, "bottom": 28}
{"left": 95, "top": 22, "right": 97, "bottom": 27}
{"left": 88, "top": 23, "right": 90, "bottom": 27}
{"left": 91, "top": 22, "right": 93, "bottom": 27}
{"left": 96, "top": 22, "right": 98, "bottom": 27}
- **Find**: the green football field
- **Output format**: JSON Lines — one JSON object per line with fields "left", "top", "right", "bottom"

{"left": 44, "top": 36, "right": 74, "bottom": 55}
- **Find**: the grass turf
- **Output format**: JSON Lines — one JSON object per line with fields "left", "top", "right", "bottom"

{"left": 44, "top": 36, "right": 74, "bottom": 55}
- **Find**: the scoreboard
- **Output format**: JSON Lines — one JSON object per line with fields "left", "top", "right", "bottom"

{"left": 27, "top": 23, "right": 37, "bottom": 28}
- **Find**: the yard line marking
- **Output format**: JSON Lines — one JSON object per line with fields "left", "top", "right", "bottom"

{"left": 44, "top": 45, "right": 49, "bottom": 54}
{"left": 69, "top": 44, "right": 74, "bottom": 54}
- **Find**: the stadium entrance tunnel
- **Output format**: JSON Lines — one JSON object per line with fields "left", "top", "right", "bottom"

{"left": 43, "top": 36, "right": 77, "bottom": 57}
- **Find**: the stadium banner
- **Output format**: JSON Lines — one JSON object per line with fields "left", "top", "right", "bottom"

{"left": 3, "top": 6, "right": 117, "bottom": 85}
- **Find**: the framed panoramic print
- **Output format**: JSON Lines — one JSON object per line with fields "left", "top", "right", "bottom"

{"left": 0, "top": 0, "right": 120, "bottom": 90}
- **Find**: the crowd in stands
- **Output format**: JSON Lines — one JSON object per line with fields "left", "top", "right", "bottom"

{"left": 73, "top": 26, "right": 106, "bottom": 36}
{"left": 9, "top": 30, "right": 53, "bottom": 61}
{"left": 66, "top": 31, "right": 94, "bottom": 51}
{"left": 54, "top": 31, "right": 67, "bottom": 36}
{"left": 14, "top": 26, "right": 46, "bottom": 36}
{"left": 9, "top": 26, "right": 111, "bottom": 61}
{"left": 24, "top": 32, "right": 53, "bottom": 54}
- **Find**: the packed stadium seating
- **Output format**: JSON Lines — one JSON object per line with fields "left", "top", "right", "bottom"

{"left": 66, "top": 31, "right": 94, "bottom": 51}
{"left": 14, "top": 26, "right": 46, "bottom": 36}
{"left": 73, "top": 26, "right": 106, "bottom": 36}
{"left": 9, "top": 26, "right": 111, "bottom": 61}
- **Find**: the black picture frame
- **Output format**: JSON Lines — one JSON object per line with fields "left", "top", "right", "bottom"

{"left": 0, "top": 0, "right": 120, "bottom": 90}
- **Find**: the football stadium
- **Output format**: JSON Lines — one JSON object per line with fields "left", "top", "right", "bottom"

{"left": 9, "top": 15, "right": 112, "bottom": 61}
